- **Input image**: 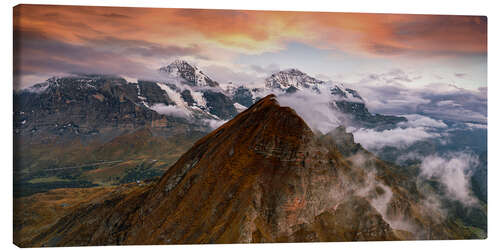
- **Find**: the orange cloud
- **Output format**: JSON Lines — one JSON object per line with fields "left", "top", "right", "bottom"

{"left": 14, "top": 5, "right": 486, "bottom": 58}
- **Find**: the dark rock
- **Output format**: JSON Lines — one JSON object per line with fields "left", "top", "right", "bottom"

{"left": 202, "top": 90, "right": 237, "bottom": 120}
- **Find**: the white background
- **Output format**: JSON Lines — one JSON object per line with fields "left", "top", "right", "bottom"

{"left": 1, "top": 0, "right": 497, "bottom": 249}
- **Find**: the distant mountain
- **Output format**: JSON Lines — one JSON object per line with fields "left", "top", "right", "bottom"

{"left": 233, "top": 68, "right": 407, "bottom": 129}
{"left": 14, "top": 61, "right": 406, "bottom": 143}
{"left": 265, "top": 68, "right": 325, "bottom": 90}
{"left": 158, "top": 59, "right": 220, "bottom": 87}
{"left": 14, "top": 61, "right": 240, "bottom": 141}
{"left": 14, "top": 75, "right": 201, "bottom": 144}
{"left": 19, "top": 95, "right": 484, "bottom": 247}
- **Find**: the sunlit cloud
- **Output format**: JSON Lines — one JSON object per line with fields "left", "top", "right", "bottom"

{"left": 13, "top": 5, "right": 487, "bottom": 89}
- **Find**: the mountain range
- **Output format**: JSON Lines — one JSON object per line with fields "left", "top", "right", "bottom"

{"left": 14, "top": 95, "right": 484, "bottom": 246}
{"left": 13, "top": 60, "right": 486, "bottom": 246}
{"left": 14, "top": 60, "right": 405, "bottom": 141}
{"left": 13, "top": 60, "right": 407, "bottom": 193}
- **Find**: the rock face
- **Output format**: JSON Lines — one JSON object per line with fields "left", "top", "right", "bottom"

{"left": 21, "top": 94, "right": 476, "bottom": 247}
{"left": 231, "top": 86, "right": 254, "bottom": 107}
{"left": 13, "top": 73, "right": 234, "bottom": 145}
{"left": 14, "top": 75, "right": 202, "bottom": 142}
{"left": 202, "top": 90, "right": 237, "bottom": 120}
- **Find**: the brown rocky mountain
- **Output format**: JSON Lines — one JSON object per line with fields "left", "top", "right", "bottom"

{"left": 16, "top": 95, "right": 482, "bottom": 247}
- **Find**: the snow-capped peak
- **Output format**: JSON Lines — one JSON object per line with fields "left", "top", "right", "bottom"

{"left": 265, "top": 68, "right": 324, "bottom": 90}
{"left": 158, "top": 59, "right": 219, "bottom": 87}
{"left": 330, "top": 83, "right": 364, "bottom": 103}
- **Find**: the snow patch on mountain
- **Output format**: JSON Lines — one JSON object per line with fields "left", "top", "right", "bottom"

{"left": 122, "top": 76, "right": 138, "bottom": 83}
{"left": 190, "top": 90, "right": 207, "bottom": 109}
{"left": 233, "top": 102, "right": 247, "bottom": 113}
{"left": 156, "top": 82, "right": 188, "bottom": 108}
{"left": 135, "top": 83, "right": 149, "bottom": 107}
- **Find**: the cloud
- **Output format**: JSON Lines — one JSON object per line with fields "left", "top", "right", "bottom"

{"left": 80, "top": 36, "right": 205, "bottom": 59}
{"left": 419, "top": 153, "right": 479, "bottom": 206}
{"left": 14, "top": 5, "right": 486, "bottom": 64}
{"left": 202, "top": 64, "right": 262, "bottom": 86}
{"left": 249, "top": 64, "right": 281, "bottom": 75}
{"left": 348, "top": 70, "right": 487, "bottom": 124}
{"left": 149, "top": 103, "right": 191, "bottom": 118}
{"left": 202, "top": 119, "right": 228, "bottom": 130}
{"left": 368, "top": 43, "right": 406, "bottom": 55}
{"left": 402, "top": 114, "right": 447, "bottom": 128}
{"left": 390, "top": 15, "right": 486, "bottom": 56}
{"left": 351, "top": 127, "right": 438, "bottom": 150}
{"left": 464, "top": 122, "right": 487, "bottom": 130}
{"left": 274, "top": 84, "right": 344, "bottom": 133}
{"left": 14, "top": 5, "right": 487, "bottom": 94}
{"left": 347, "top": 114, "right": 447, "bottom": 151}
{"left": 13, "top": 30, "right": 160, "bottom": 88}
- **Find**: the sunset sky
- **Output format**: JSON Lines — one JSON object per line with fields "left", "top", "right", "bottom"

{"left": 13, "top": 5, "right": 487, "bottom": 91}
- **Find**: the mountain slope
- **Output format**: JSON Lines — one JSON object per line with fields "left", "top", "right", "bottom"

{"left": 18, "top": 95, "right": 482, "bottom": 247}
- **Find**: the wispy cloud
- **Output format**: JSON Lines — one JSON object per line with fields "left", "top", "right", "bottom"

{"left": 351, "top": 127, "right": 439, "bottom": 150}
{"left": 419, "top": 152, "right": 479, "bottom": 206}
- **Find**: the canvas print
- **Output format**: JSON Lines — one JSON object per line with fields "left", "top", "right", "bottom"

{"left": 13, "top": 5, "right": 487, "bottom": 246}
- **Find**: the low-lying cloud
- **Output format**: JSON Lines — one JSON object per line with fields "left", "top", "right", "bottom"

{"left": 202, "top": 119, "right": 228, "bottom": 130}
{"left": 347, "top": 114, "right": 448, "bottom": 151}
{"left": 419, "top": 152, "right": 479, "bottom": 206}
{"left": 274, "top": 84, "right": 343, "bottom": 133}
{"left": 149, "top": 103, "right": 191, "bottom": 118}
{"left": 345, "top": 70, "right": 487, "bottom": 124}
{"left": 402, "top": 114, "right": 447, "bottom": 128}
{"left": 351, "top": 127, "right": 438, "bottom": 150}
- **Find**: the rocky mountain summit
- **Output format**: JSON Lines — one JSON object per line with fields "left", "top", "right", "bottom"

{"left": 265, "top": 68, "right": 325, "bottom": 91}
{"left": 159, "top": 59, "right": 220, "bottom": 87}
{"left": 17, "top": 95, "right": 482, "bottom": 247}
